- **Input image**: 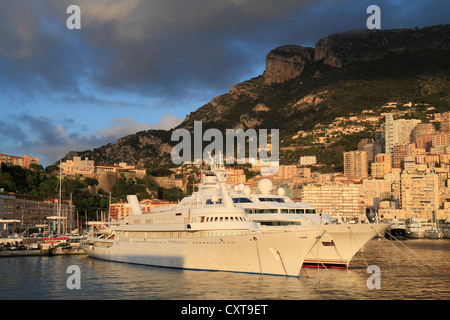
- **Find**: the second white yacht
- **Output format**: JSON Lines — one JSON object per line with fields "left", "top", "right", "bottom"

{"left": 198, "top": 155, "right": 389, "bottom": 268}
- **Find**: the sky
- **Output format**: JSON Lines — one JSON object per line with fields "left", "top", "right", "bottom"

{"left": 0, "top": 0, "right": 448, "bottom": 167}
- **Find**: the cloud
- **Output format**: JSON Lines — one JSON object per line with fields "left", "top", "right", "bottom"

{"left": 1, "top": 0, "right": 448, "bottom": 167}
{"left": 0, "top": 0, "right": 325, "bottom": 99}
{"left": 1, "top": 0, "right": 448, "bottom": 102}
{"left": 0, "top": 113, "right": 183, "bottom": 166}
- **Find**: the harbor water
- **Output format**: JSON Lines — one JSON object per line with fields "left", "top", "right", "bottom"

{"left": 0, "top": 238, "right": 448, "bottom": 300}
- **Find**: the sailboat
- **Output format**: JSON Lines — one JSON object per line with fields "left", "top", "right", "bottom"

{"left": 426, "top": 211, "right": 444, "bottom": 239}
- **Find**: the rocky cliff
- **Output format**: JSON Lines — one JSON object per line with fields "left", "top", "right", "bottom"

{"left": 62, "top": 24, "right": 450, "bottom": 167}
{"left": 314, "top": 25, "right": 450, "bottom": 68}
{"left": 263, "top": 45, "right": 314, "bottom": 85}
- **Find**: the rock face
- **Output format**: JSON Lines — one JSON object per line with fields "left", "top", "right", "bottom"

{"left": 263, "top": 45, "right": 314, "bottom": 85}
{"left": 314, "top": 25, "right": 450, "bottom": 68}
{"left": 62, "top": 130, "right": 174, "bottom": 167}
{"left": 62, "top": 25, "right": 450, "bottom": 168}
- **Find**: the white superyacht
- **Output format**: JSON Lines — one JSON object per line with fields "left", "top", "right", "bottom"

{"left": 82, "top": 167, "right": 324, "bottom": 277}
{"left": 198, "top": 155, "right": 389, "bottom": 268}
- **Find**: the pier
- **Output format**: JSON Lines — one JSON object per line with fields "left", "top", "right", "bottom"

{"left": 0, "top": 247, "right": 85, "bottom": 257}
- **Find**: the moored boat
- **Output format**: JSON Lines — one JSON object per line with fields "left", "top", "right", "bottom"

{"left": 82, "top": 162, "right": 324, "bottom": 277}
{"left": 385, "top": 217, "right": 407, "bottom": 240}
{"left": 406, "top": 218, "right": 426, "bottom": 239}
{"left": 186, "top": 154, "right": 389, "bottom": 269}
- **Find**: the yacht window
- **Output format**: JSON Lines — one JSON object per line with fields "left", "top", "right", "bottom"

{"left": 206, "top": 199, "right": 223, "bottom": 204}
{"left": 295, "top": 209, "right": 305, "bottom": 214}
{"left": 281, "top": 209, "right": 289, "bottom": 213}
{"left": 259, "top": 198, "right": 285, "bottom": 203}
{"left": 232, "top": 197, "right": 253, "bottom": 203}
{"left": 306, "top": 209, "right": 316, "bottom": 214}
{"left": 225, "top": 217, "right": 229, "bottom": 222}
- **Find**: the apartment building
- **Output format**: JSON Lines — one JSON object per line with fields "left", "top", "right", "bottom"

{"left": 343, "top": 150, "right": 368, "bottom": 179}
{"left": 383, "top": 113, "right": 421, "bottom": 162}
{"left": 400, "top": 173, "right": 439, "bottom": 219}
{"left": 0, "top": 153, "right": 39, "bottom": 169}
{"left": 0, "top": 191, "right": 75, "bottom": 236}
{"left": 299, "top": 156, "right": 317, "bottom": 166}
{"left": 301, "top": 183, "right": 364, "bottom": 219}
{"left": 110, "top": 199, "right": 175, "bottom": 221}
{"left": 225, "top": 168, "right": 247, "bottom": 185}
{"left": 371, "top": 153, "right": 392, "bottom": 178}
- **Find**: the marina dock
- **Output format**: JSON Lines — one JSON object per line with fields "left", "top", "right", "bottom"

{"left": 0, "top": 247, "right": 85, "bottom": 257}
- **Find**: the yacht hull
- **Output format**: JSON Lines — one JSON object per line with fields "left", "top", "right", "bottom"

{"left": 82, "top": 228, "right": 324, "bottom": 277}
{"left": 301, "top": 223, "right": 389, "bottom": 268}
{"left": 406, "top": 230, "right": 426, "bottom": 239}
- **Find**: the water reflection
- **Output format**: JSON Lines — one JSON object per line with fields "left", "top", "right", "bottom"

{"left": 0, "top": 239, "right": 448, "bottom": 300}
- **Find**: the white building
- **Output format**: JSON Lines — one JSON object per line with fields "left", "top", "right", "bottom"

{"left": 383, "top": 113, "right": 421, "bottom": 163}
{"left": 299, "top": 156, "right": 317, "bottom": 166}
{"left": 302, "top": 183, "right": 364, "bottom": 219}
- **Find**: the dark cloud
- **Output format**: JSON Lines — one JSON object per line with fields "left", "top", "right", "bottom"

{"left": 0, "top": 113, "right": 107, "bottom": 165}
{"left": 0, "top": 112, "right": 182, "bottom": 166}
{"left": 1, "top": 0, "right": 448, "bottom": 100}
{"left": 0, "top": 0, "right": 447, "bottom": 165}
{"left": 0, "top": 0, "right": 326, "bottom": 99}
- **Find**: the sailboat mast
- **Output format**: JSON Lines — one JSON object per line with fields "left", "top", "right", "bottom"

{"left": 58, "top": 160, "right": 62, "bottom": 235}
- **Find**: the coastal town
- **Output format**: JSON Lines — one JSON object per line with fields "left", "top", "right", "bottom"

{"left": 1, "top": 104, "right": 450, "bottom": 240}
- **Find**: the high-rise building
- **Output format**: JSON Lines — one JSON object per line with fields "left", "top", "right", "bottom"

{"left": 344, "top": 151, "right": 368, "bottom": 179}
{"left": 363, "top": 178, "right": 391, "bottom": 208}
{"left": 435, "top": 111, "right": 450, "bottom": 131}
{"left": 400, "top": 173, "right": 439, "bottom": 219}
{"left": 383, "top": 113, "right": 421, "bottom": 163}
{"left": 393, "top": 145, "right": 408, "bottom": 168}
{"left": 301, "top": 183, "right": 364, "bottom": 219}
{"left": 371, "top": 153, "right": 392, "bottom": 178}
{"left": 431, "top": 132, "right": 450, "bottom": 148}
{"left": 412, "top": 123, "right": 436, "bottom": 142}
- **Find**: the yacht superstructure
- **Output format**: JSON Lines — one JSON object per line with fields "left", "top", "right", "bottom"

{"left": 193, "top": 154, "right": 389, "bottom": 268}
{"left": 82, "top": 161, "right": 324, "bottom": 277}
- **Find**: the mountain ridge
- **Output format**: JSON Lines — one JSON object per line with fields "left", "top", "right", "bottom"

{"left": 62, "top": 24, "right": 450, "bottom": 169}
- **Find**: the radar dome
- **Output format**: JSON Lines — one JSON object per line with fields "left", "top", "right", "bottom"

{"left": 243, "top": 186, "right": 251, "bottom": 195}
{"left": 277, "top": 188, "right": 285, "bottom": 196}
{"left": 258, "top": 179, "right": 273, "bottom": 195}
